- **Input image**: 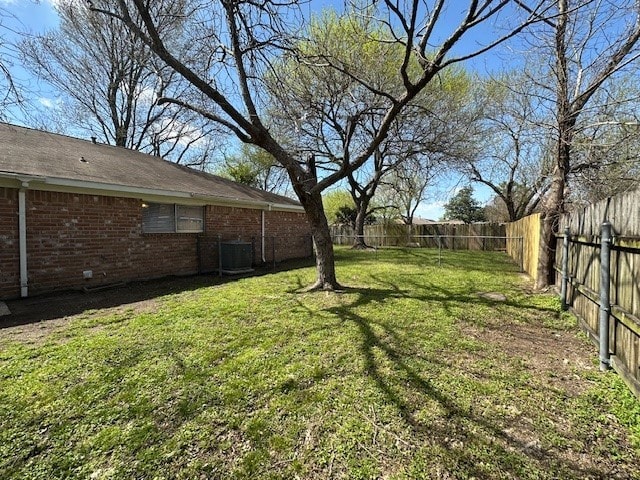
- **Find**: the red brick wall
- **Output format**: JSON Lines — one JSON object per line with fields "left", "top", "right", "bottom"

{"left": 0, "top": 189, "right": 312, "bottom": 299}
{"left": 266, "top": 210, "right": 313, "bottom": 261}
{"left": 198, "top": 206, "right": 312, "bottom": 269}
{"left": 25, "top": 191, "right": 197, "bottom": 296}
{"left": 207, "top": 205, "right": 262, "bottom": 238}
{"left": 0, "top": 188, "right": 19, "bottom": 299}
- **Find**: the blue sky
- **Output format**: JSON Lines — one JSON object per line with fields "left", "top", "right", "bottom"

{"left": 2, "top": 0, "right": 500, "bottom": 219}
{"left": 2, "top": 1, "right": 59, "bottom": 47}
{"left": 2, "top": 0, "right": 60, "bottom": 116}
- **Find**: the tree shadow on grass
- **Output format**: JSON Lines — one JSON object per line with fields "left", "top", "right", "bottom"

{"left": 357, "top": 247, "right": 522, "bottom": 274}
{"left": 367, "top": 272, "right": 560, "bottom": 318}
{"left": 321, "top": 285, "right": 610, "bottom": 478}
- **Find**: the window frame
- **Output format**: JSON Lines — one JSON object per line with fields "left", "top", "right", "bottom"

{"left": 142, "top": 202, "right": 205, "bottom": 234}
{"left": 175, "top": 204, "right": 205, "bottom": 233}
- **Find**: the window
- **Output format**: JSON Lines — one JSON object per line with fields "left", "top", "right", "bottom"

{"left": 176, "top": 205, "right": 204, "bottom": 232}
{"left": 142, "top": 203, "right": 204, "bottom": 233}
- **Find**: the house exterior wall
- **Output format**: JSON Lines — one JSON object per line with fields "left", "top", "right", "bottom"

{"left": 0, "top": 188, "right": 311, "bottom": 300}
{"left": 24, "top": 191, "right": 197, "bottom": 296}
{"left": 267, "top": 210, "right": 315, "bottom": 261}
{"left": 0, "top": 188, "right": 19, "bottom": 299}
{"left": 197, "top": 205, "right": 312, "bottom": 273}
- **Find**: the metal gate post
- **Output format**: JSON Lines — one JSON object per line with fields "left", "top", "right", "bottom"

{"left": 560, "top": 227, "right": 570, "bottom": 311}
{"left": 599, "top": 221, "right": 612, "bottom": 371}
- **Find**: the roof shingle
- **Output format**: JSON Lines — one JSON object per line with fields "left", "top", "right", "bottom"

{"left": 0, "top": 123, "right": 301, "bottom": 210}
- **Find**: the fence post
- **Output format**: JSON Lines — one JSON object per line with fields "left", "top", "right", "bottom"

{"left": 599, "top": 221, "right": 612, "bottom": 372}
{"left": 560, "top": 227, "right": 570, "bottom": 311}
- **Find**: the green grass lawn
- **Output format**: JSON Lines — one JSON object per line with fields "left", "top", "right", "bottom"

{"left": 1, "top": 248, "right": 639, "bottom": 479}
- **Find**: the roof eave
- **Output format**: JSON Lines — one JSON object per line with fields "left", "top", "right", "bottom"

{"left": 0, "top": 172, "right": 304, "bottom": 212}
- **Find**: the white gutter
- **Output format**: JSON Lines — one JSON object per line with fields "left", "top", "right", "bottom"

{"left": 18, "top": 183, "right": 28, "bottom": 297}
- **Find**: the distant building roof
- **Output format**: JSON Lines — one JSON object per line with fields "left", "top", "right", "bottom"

{"left": 438, "top": 219, "right": 466, "bottom": 225}
{"left": 394, "top": 218, "right": 465, "bottom": 225}
{"left": 0, "top": 123, "right": 302, "bottom": 211}
{"left": 411, "top": 217, "right": 437, "bottom": 225}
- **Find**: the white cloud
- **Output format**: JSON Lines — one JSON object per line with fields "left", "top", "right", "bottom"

{"left": 38, "top": 97, "right": 54, "bottom": 108}
{"left": 134, "top": 86, "right": 157, "bottom": 105}
{"left": 38, "top": 97, "right": 62, "bottom": 108}
{"left": 415, "top": 201, "right": 446, "bottom": 222}
{"left": 151, "top": 118, "right": 207, "bottom": 148}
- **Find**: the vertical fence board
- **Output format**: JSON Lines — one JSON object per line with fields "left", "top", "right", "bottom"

{"left": 506, "top": 213, "right": 540, "bottom": 281}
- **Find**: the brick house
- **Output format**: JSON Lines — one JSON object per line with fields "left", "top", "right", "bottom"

{"left": 0, "top": 123, "right": 311, "bottom": 300}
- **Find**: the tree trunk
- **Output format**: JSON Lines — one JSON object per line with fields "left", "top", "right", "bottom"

{"left": 537, "top": 2, "right": 570, "bottom": 290}
{"left": 352, "top": 197, "right": 371, "bottom": 249}
{"left": 537, "top": 124, "right": 571, "bottom": 289}
{"left": 536, "top": 169, "right": 564, "bottom": 289}
{"left": 298, "top": 190, "right": 342, "bottom": 290}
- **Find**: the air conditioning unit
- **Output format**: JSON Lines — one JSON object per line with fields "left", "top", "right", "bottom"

{"left": 220, "top": 241, "right": 254, "bottom": 274}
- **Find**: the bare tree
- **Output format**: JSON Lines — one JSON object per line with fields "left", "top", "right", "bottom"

{"left": 461, "top": 73, "right": 553, "bottom": 222}
{"left": 269, "top": 11, "right": 475, "bottom": 247}
{"left": 381, "top": 154, "right": 443, "bottom": 225}
{"left": 0, "top": 8, "right": 22, "bottom": 119}
{"left": 20, "top": 0, "right": 218, "bottom": 166}
{"left": 570, "top": 123, "right": 640, "bottom": 205}
{"left": 266, "top": 11, "right": 415, "bottom": 248}
{"left": 89, "top": 0, "right": 548, "bottom": 290}
{"left": 520, "top": 0, "right": 640, "bottom": 287}
{"left": 567, "top": 76, "right": 640, "bottom": 206}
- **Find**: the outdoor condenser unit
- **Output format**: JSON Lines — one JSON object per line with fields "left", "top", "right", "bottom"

{"left": 220, "top": 241, "right": 254, "bottom": 274}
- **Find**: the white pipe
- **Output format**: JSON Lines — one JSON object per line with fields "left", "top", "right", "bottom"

{"left": 18, "top": 186, "right": 28, "bottom": 297}
{"left": 261, "top": 210, "right": 266, "bottom": 263}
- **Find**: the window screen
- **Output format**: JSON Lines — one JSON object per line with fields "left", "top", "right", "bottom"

{"left": 142, "top": 203, "right": 204, "bottom": 233}
{"left": 176, "top": 205, "right": 204, "bottom": 232}
{"left": 142, "top": 203, "right": 175, "bottom": 233}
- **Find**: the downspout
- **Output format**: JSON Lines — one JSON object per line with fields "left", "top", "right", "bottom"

{"left": 261, "top": 204, "right": 273, "bottom": 264}
{"left": 261, "top": 209, "right": 266, "bottom": 263}
{"left": 18, "top": 183, "right": 28, "bottom": 297}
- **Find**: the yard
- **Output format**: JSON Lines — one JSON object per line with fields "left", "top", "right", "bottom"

{"left": 1, "top": 248, "right": 639, "bottom": 479}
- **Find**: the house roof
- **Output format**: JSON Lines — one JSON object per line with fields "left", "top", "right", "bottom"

{"left": 0, "top": 122, "right": 302, "bottom": 211}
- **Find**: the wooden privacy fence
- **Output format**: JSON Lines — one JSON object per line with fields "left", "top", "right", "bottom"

{"left": 331, "top": 223, "right": 508, "bottom": 251}
{"left": 506, "top": 213, "right": 541, "bottom": 283}
{"left": 554, "top": 190, "right": 640, "bottom": 397}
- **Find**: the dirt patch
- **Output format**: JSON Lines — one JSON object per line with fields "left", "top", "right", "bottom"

{"left": 461, "top": 321, "right": 638, "bottom": 478}
{"left": 0, "top": 274, "right": 225, "bottom": 346}
{"left": 0, "top": 258, "right": 314, "bottom": 344}
{"left": 0, "top": 298, "right": 161, "bottom": 347}
{"left": 470, "top": 322, "right": 595, "bottom": 395}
